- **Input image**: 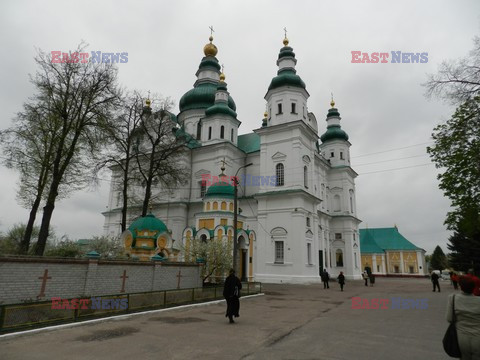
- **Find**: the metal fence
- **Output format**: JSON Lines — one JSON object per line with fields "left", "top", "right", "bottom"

{"left": 0, "top": 282, "right": 262, "bottom": 334}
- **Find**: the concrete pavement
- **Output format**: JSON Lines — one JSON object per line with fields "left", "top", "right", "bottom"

{"left": 0, "top": 277, "right": 453, "bottom": 360}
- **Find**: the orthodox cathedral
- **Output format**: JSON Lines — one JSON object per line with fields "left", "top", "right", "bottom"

{"left": 103, "top": 34, "right": 363, "bottom": 282}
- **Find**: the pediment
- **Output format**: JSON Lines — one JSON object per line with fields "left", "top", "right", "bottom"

{"left": 272, "top": 152, "right": 287, "bottom": 160}
{"left": 195, "top": 169, "right": 211, "bottom": 177}
{"left": 302, "top": 155, "right": 311, "bottom": 164}
{"left": 271, "top": 227, "right": 287, "bottom": 236}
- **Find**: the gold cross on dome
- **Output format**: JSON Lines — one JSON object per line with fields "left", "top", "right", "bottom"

{"left": 209, "top": 25, "right": 215, "bottom": 36}
{"left": 220, "top": 157, "right": 228, "bottom": 170}
{"left": 284, "top": 27, "right": 287, "bottom": 38}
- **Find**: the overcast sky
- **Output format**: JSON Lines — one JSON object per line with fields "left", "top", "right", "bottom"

{"left": 1, "top": 0, "right": 479, "bottom": 254}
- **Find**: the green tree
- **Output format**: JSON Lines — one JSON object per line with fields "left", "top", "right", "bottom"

{"left": 44, "top": 238, "right": 82, "bottom": 258}
{"left": 427, "top": 99, "right": 480, "bottom": 272}
{"left": 85, "top": 235, "right": 125, "bottom": 258}
{"left": 427, "top": 98, "right": 480, "bottom": 227}
{"left": 425, "top": 36, "right": 480, "bottom": 273}
{"left": 182, "top": 238, "right": 233, "bottom": 283}
{"left": 0, "top": 223, "right": 55, "bottom": 255}
{"left": 446, "top": 206, "right": 480, "bottom": 273}
{"left": 425, "top": 254, "right": 432, "bottom": 264}
{"left": 430, "top": 245, "right": 448, "bottom": 271}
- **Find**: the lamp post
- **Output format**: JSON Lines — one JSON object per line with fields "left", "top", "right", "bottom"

{"left": 233, "top": 162, "right": 253, "bottom": 277}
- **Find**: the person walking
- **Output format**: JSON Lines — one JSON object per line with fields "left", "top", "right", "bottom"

{"left": 445, "top": 276, "right": 480, "bottom": 359}
{"left": 369, "top": 273, "right": 376, "bottom": 287}
{"left": 363, "top": 271, "right": 369, "bottom": 287}
{"left": 337, "top": 271, "right": 345, "bottom": 291}
{"left": 223, "top": 269, "right": 242, "bottom": 324}
{"left": 466, "top": 269, "right": 480, "bottom": 296}
{"left": 452, "top": 272, "right": 459, "bottom": 290}
{"left": 431, "top": 271, "right": 441, "bottom": 292}
{"left": 321, "top": 269, "right": 330, "bottom": 289}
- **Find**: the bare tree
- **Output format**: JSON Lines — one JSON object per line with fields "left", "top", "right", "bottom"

{"left": 0, "top": 103, "right": 56, "bottom": 253}
{"left": 133, "top": 97, "right": 191, "bottom": 217}
{"left": 424, "top": 36, "right": 480, "bottom": 103}
{"left": 96, "top": 91, "right": 144, "bottom": 232}
{"left": 28, "top": 44, "right": 121, "bottom": 255}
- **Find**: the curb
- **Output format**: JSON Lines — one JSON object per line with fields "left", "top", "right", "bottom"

{"left": 0, "top": 293, "right": 264, "bottom": 339}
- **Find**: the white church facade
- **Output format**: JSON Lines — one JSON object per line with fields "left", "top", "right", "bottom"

{"left": 103, "top": 34, "right": 363, "bottom": 282}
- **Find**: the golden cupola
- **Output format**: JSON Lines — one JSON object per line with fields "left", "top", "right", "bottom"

{"left": 203, "top": 35, "right": 218, "bottom": 57}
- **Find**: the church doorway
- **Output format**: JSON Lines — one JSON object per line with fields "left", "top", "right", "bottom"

{"left": 237, "top": 236, "right": 248, "bottom": 281}
{"left": 241, "top": 250, "right": 248, "bottom": 281}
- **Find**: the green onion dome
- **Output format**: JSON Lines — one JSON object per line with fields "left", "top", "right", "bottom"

{"left": 205, "top": 102, "right": 237, "bottom": 117}
{"left": 128, "top": 213, "right": 168, "bottom": 235}
{"left": 320, "top": 107, "right": 349, "bottom": 143}
{"left": 205, "top": 180, "right": 235, "bottom": 199}
{"left": 268, "top": 68, "right": 306, "bottom": 91}
{"left": 179, "top": 82, "right": 236, "bottom": 112}
{"left": 278, "top": 46, "right": 295, "bottom": 60}
{"left": 320, "top": 126, "right": 349, "bottom": 142}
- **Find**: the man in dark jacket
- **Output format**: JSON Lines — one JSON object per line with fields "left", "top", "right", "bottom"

{"left": 337, "top": 271, "right": 345, "bottom": 291}
{"left": 321, "top": 269, "right": 330, "bottom": 289}
{"left": 223, "top": 269, "right": 242, "bottom": 323}
{"left": 431, "top": 271, "right": 441, "bottom": 292}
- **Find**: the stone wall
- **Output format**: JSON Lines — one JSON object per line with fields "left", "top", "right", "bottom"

{"left": 0, "top": 257, "right": 203, "bottom": 305}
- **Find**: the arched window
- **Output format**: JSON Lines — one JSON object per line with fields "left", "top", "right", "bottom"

{"left": 276, "top": 163, "right": 284, "bottom": 186}
{"left": 220, "top": 125, "right": 225, "bottom": 139}
{"left": 196, "top": 122, "right": 202, "bottom": 140}
{"left": 229, "top": 203, "right": 234, "bottom": 211}
{"left": 213, "top": 202, "right": 218, "bottom": 210}
{"left": 304, "top": 166, "right": 308, "bottom": 188}
{"left": 231, "top": 128, "right": 234, "bottom": 141}
{"left": 208, "top": 127, "right": 212, "bottom": 140}
{"left": 221, "top": 201, "right": 227, "bottom": 210}
{"left": 336, "top": 249, "right": 344, "bottom": 267}
{"left": 206, "top": 202, "right": 211, "bottom": 211}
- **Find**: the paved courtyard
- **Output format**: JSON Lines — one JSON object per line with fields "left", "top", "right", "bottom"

{"left": 0, "top": 277, "right": 453, "bottom": 360}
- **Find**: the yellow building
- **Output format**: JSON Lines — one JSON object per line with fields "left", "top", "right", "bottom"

{"left": 121, "top": 213, "right": 178, "bottom": 261}
{"left": 360, "top": 227, "right": 427, "bottom": 277}
{"left": 182, "top": 175, "right": 256, "bottom": 282}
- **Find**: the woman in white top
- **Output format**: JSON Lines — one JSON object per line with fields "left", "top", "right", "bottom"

{"left": 446, "top": 276, "right": 480, "bottom": 359}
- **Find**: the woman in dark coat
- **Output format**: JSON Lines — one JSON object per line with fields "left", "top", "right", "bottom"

{"left": 337, "top": 271, "right": 345, "bottom": 291}
{"left": 223, "top": 269, "right": 242, "bottom": 323}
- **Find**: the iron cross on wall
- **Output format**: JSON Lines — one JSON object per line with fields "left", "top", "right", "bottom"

{"left": 37, "top": 269, "right": 51, "bottom": 299}
{"left": 176, "top": 269, "right": 184, "bottom": 289}
{"left": 120, "top": 269, "right": 128, "bottom": 293}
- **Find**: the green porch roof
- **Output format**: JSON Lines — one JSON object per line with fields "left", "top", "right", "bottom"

{"left": 359, "top": 228, "right": 421, "bottom": 252}
{"left": 237, "top": 133, "right": 260, "bottom": 153}
{"left": 359, "top": 230, "right": 384, "bottom": 253}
